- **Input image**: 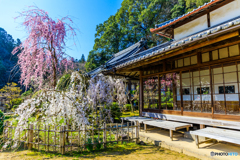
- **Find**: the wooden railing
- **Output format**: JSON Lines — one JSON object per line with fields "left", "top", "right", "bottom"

{"left": 2, "top": 121, "right": 140, "bottom": 154}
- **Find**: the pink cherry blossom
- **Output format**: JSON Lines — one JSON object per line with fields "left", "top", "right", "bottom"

{"left": 12, "top": 6, "right": 76, "bottom": 89}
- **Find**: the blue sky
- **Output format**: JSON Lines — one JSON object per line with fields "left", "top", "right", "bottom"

{"left": 0, "top": 0, "right": 123, "bottom": 60}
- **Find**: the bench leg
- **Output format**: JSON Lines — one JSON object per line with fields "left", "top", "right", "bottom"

{"left": 170, "top": 130, "right": 173, "bottom": 141}
{"left": 195, "top": 135, "right": 199, "bottom": 149}
{"left": 144, "top": 124, "right": 147, "bottom": 133}
{"left": 200, "top": 124, "right": 205, "bottom": 129}
{"left": 186, "top": 127, "right": 189, "bottom": 132}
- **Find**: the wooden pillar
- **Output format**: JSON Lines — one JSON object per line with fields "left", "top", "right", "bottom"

{"left": 128, "top": 79, "right": 133, "bottom": 111}
{"left": 103, "top": 123, "right": 107, "bottom": 148}
{"left": 209, "top": 66, "right": 214, "bottom": 118}
{"left": 195, "top": 135, "right": 199, "bottom": 148}
{"left": 158, "top": 75, "right": 161, "bottom": 112}
{"left": 28, "top": 124, "right": 33, "bottom": 150}
{"left": 135, "top": 121, "right": 139, "bottom": 144}
{"left": 139, "top": 71, "right": 143, "bottom": 116}
{"left": 170, "top": 130, "right": 173, "bottom": 141}
{"left": 60, "top": 126, "right": 66, "bottom": 154}
{"left": 172, "top": 73, "right": 177, "bottom": 111}
{"left": 144, "top": 124, "right": 147, "bottom": 133}
{"left": 180, "top": 71, "right": 183, "bottom": 115}
{"left": 128, "top": 79, "right": 132, "bottom": 99}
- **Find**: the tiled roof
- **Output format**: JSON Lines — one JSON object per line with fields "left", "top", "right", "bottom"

{"left": 88, "top": 39, "right": 147, "bottom": 76}
{"left": 150, "top": 0, "right": 223, "bottom": 35}
{"left": 116, "top": 17, "right": 240, "bottom": 69}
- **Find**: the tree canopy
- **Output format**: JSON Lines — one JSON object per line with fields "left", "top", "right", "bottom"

{"left": 86, "top": 0, "right": 210, "bottom": 72}
{"left": 0, "top": 27, "right": 21, "bottom": 89}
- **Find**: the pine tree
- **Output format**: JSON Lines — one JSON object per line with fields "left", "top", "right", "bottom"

{"left": 80, "top": 54, "right": 86, "bottom": 63}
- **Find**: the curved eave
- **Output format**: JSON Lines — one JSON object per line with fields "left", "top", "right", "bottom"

{"left": 150, "top": 0, "right": 221, "bottom": 34}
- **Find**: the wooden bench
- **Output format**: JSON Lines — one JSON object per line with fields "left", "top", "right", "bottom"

{"left": 121, "top": 116, "right": 154, "bottom": 124}
{"left": 143, "top": 120, "right": 192, "bottom": 141}
{"left": 190, "top": 127, "right": 240, "bottom": 148}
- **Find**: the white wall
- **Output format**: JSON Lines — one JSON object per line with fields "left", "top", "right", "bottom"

{"left": 174, "top": 0, "right": 240, "bottom": 41}
{"left": 210, "top": 0, "right": 240, "bottom": 27}
{"left": 174, "top": 15, "right": 208, "bottom": 40}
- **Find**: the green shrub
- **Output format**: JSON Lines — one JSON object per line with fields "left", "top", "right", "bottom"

{"left": 32, "top": 90, "right": 42, "bottom": 98}
{"left": 56, "top": 73, "right": 71, "bottom": 91}
{"left": 0, "top": 110, "right": 4, "bottom": 134}
{"left": 111, "top": 104, "right": 122, "bottom": 121}
{"left": 125, "top": 104, "right": 131, "bottom": 111}
{"left": 10, "top": 98, "right": 22, "bottom": 106}
{"left": 21, "top": 88, "right": 33, "bottom": 98}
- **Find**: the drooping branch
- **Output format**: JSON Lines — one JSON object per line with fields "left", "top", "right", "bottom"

{"left": 12, "top": 6, "right": 77, "bottom": 89}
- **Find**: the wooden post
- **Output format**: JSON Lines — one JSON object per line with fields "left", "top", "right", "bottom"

{"left": 170, "top": 130, "right": 173, "bottom": 141}
{"left": 47, "top": 125, "right": 50, "bottom": 152}
{"left": 144, "top": 124, "right": 147, "bottom": 133}
{"left": 131, "top": 121, "right": 133, "bottom": 140}
{"left": 98, "top": 124, "right": 100, "bottom": 143}
{"left": 38, "top": 125, "right": 40, "bottom": 151}
{"left": 60, "top": 126, "right": 65, "bottom": 154}
{"left": 127, "top": 122, "right": 129, "bottom": 142}
{"left": 92, "top": 124, "right": 94, "bottom": 149}
{"left": 28, "top": 124, "right": 33, "bottom": 150}
{"left": 135, "top": 121, "right": 139, "bottom": 144}
{"left": 103, "top": 123, "right": 106, "bottom": 149}
{"left": 34, "top": 124, "right": 37, "bottom": 149}
{"left": 121, "top": 122, "right": 123, "bottom": 144}
{"left": 139, "top": 71, "right": 143, "bottom": 116}
{"left": 195, "top": 135, "right": 199, "bottom": 148}
{"left": 116, "top": 124, "right": 118, "bottom": 141}
{"left": 54, "top": 126, "right": 57, "bottom": 152}
{"left": 44, "top": 125, "right": 47, "bottom": 151}
{"left": 84, "top": 125, "right": 86, "bottom": 150}
{"left": 186, "top": 127, "right": 189, "bottom": 132}
{"left": 180, "top": 71, "right": 183, "bottom": 115}
{"left": 200, "top": 124, "right": 205, "bottom": 129}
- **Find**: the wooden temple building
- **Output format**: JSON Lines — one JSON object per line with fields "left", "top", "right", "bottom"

{"left": 89, "top": 0, "right": 240, "bottom": 128}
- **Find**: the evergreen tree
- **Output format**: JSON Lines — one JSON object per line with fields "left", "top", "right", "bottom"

{"left": 0, "top": 27, "right": 21, "bottom": 88}
{"left": 80, "top": 54, "right": 86, "bottom": 63}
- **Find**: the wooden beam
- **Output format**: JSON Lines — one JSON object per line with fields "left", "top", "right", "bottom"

{"left": 201, "top": 39, "right": 240, "bottom": 53}
{"left": 163, "top": 38, "right": 240, "bottom": 63}
{"left": 142, "top": 54, "right": 240, "bottom": 78}
{"left": 122, "top": 30, "right": 239, "bottom": 70}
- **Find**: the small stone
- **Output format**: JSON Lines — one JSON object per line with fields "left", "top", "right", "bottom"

{"left": 139, "top": 141, "right": 146, "bottom": 145}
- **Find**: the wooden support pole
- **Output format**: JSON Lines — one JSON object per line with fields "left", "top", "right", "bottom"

{"left": 60, "top": 126, "right": 65, "bottom": 154}
{"left": 103, "top": 123, "right": 106, "bottom": 149}
{"left": 186, "top": 127, "right": 189, "bottom": 132}
{"left": 195, "top": 135, "right": 199, "bottom": 149}
{"left": 170, "top": 130, "right": 173, "bottom": 141}
{"left": 47, "top": 125, "right": 50, "bottom": 152}
{"left": 115, "top": 123, "right": 118, "bottom": 143}
{"left": 28, "top": 124, "right": 33, "bottom": 150}
{"left": 200, "top": 124, "right": 205, "bottom": 129}
{"left": 139, "top": 71, "right": 143, "bottom": 116}
{"left": 135, "top": 121, "right": 139, "bottom": 144}
{"left": 127, "top": 122, "right": 129, "bottom": 142}
{"left": 121, "top": 122, "right": 123, "bottom": 144}
{"left": 144, "top": 124, "right": 147, "bottom": 133}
